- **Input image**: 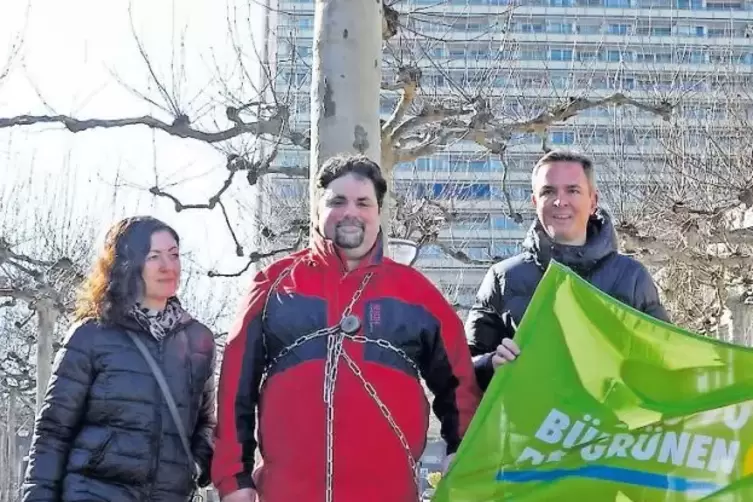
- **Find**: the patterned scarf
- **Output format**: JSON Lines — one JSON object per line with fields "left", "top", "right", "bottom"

{"left": 129, "top": 297, "right": 187, "bottom": 341}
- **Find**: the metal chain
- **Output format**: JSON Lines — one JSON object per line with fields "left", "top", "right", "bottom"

{"left": 323, "top": 330, "right": 345, "bottom": 502}
{"left": 262, "top": 269, "right": 420, "bottom": 501}
{"left": 340, "top": 350, "right": 420, "bottom": 496}
{"left": 267, "top": 327, "right": 337, "bottom": 368}
{"left": 323, "top": 272, "right": 372, "bottom": 502}
{"left": 341, "top": 273, "right": 372, "bottom": 319}
{"left": 265, "top": 273, "right": 373, "bottom": 371}
{"left": 342, "top": 334, "right": 419, "bottom": 375}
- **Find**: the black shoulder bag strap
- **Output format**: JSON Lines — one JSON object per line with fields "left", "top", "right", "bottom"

{"left": 126, "top": 331, "right": 199, "bottom": 488}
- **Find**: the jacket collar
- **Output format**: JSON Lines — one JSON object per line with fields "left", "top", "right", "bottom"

{"left": 113, "top": 297, "right": 193, "bottom": 337}
{"left": 310, "top": 228, "right": 384, "bottom": 271}
{"left": 523, "top": 208, "right": 618, "bottom": 275}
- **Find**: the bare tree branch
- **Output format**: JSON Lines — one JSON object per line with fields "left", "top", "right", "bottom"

{"left": 208, "top": 229, "right": 306, "bottom": 278}
{"left": 381, "top": 65, "right": 421, "bottom": 138}
{"left": 433, "top": 241, "right": 493, "bottom": 266}
{"left": 382, "top": 2, "right": 400, "bottom": 41}
{"left": 0, "top": 111, "right": 289, "bottom": 143}
{"left": 148, "top": 151, "right": 308, "bottom": 212}
{"left": 617, "top": 221, "right": 752, "bottom": 269}
{"left": 390, "top": 92, "right": 674, "bottom": 163}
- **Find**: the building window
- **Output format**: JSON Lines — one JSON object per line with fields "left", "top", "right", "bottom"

{"left": 551, "top": 131, "right": 575, "bottom": 145}
{"left": 491, "top": 215, "right": 523, "bottom": 230}
{"left": 429, "top": 183, "right": 492, "bottom": 199}
{"left": 606, "top": 50, "right": 623, "bottom": 62}
{"left": 520, "top": 23, "right": 545, "bottom": 33}
{"left": 607, "top": 24, "right": 630, "bottom": 35}
{"left": 492, "top": 185, "right": 532, "bottom": 201}
{"left": 550, "top": 49, "right": 574, "bottom": 61}
{"left": 549, "top": 23, "right": 574, "bottom": 33}
{"left": 490, "top": 242, "right": 522, "bottom": 258}
{"left": 419, "top": 245, "right": 443, "bottom": 258}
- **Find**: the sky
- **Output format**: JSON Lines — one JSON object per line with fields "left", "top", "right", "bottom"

{"left": 0, "top": 0, "right": 269, "bottom": 326}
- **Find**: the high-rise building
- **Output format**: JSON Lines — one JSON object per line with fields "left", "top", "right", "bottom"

{"left": 261, "top": 0, "right": 753, "bottom": 318}
{"left": 254, "top": 2, "right": 752, "bottom": 493}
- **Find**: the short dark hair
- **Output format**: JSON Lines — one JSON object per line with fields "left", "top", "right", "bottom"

{"left": 75, "top": 216, "right": 180, "bottom": 324}
{"left": 316, "top": 154, "right": 387, "bottom": 208}
{"left": 532, "top": 149, "right": 596, "bottom": 190}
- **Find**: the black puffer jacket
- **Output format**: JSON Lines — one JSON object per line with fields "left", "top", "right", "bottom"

{"left": 22, "top": 314, "right": 216, "bottom": 502}
{"left": 465, "top": 209, "right": 669, "bottom": 390}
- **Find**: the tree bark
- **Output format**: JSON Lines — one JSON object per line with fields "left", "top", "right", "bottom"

{"left": 309, "top": 0, "right": 383, "bottom": 236}
{"left": 379, "top": 151, "right": 395, "bottom": 246}
{"left": 727, "top": 300, "right": 753, "bottom": 347}
{"left": 35, "top": 300, "right": 59, "bottom": 412}
{"left": 6, "top": 390, "right": 17, "bottom": 502}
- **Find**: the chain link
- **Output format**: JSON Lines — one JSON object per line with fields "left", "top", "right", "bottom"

{"left": 262, "top": 268, "right": 420, "bottom": 501}
{"left": 267, "top": 327, "right": 336, "bottom": 368}
{"left": 341, "top": 273, "right": 372, "bottom": 318}
{"left": 322, "top": 273, "right": 372, "bottom": 502}
{"left": 340, "top": 350, "right": 420, "bottom": 495}
{"left": 342, "top": 334, "right": 420, "bottom": 375}
{"left": 323, "top": 330, "right": 345, "bottom": 502}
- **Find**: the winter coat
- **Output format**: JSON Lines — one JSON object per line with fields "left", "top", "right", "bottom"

{"left": 22, "top": 314, "right": 216, "bottom": 502}
{"left": 211, "top": 232, "right": 481, "bottom": 502}
{"left": 465, "top": 209, "right": 669, "bottom": 390}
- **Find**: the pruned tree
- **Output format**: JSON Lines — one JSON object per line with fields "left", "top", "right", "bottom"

{"left": 3, "top": 0, "right": 753, "bottom": 344}
{"left": 614, "top": 73, "right": 753, "bottom": 342}
{"left": 0, "top": 164, "right": 95, "bottom": 411}
{"left": 0, "top": 159, "right": 94, "bottom": 499}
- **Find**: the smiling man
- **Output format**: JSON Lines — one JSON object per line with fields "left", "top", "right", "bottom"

{"left": 465, "top": 150, "right": 670, "bottom": 391}
{"left": 212, "top": 154, "right": 480, "bottom": 502}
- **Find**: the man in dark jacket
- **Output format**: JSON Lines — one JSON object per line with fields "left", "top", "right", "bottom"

{"left": 466, "top": 150, "right": 669, "bottom": 391}
{"left": 212, "top": 155, "right": 481, "bottom": 502}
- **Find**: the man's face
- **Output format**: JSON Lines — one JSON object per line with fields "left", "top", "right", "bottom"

{"left": 317, "top": 173, "right": 381, "bottom": 259}
{"left": 531, "top": 161, "right": 597, "bottom": 246}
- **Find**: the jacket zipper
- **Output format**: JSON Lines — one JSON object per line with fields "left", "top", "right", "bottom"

{"left": 145, "top": 338, "right": 165, "bottom": 501}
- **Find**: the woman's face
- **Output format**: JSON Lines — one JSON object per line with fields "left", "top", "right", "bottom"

{"left": 140, "top": 230, "right": 181, "bottom": 308}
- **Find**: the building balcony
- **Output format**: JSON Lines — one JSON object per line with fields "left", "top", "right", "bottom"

{"left": 392, "top": 169, "right": 532, "bottom": 183}
{"left": 419, "top": 262, "right": 490, "bottom": 279}
{"left": 438, "top": 226, "right": 528, "bottom": 240}
{"left": 505, "top": 32, "right": 753, "bottom": 47}
{"left": 431, "top": 58, "right": 753, "bottom": 74}
{"left": 428, "top": 5, "right": 753, "bottom": 19}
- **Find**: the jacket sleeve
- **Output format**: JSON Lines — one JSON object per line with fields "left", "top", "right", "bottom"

{"left": 22, "top": 324, "right": 93, "bottom": 502}
{"left": 211, "top": 267, "right": 273, "bottom": 498}
{"left": 419, "top": 279, "right": 482, "bottom": 455}
{"left": 464, "top": 266, "right": 515, "bottom": 391}
{"left": 191, "top": 338, "right": 217, "bottom": 488}
{"left": 634, "top": 264, "right": 671, "bottom": 323}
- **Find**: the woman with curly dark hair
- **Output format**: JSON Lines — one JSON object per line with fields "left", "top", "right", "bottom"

{"left": 22, "top": 216, "right": 216, "bottom": 502}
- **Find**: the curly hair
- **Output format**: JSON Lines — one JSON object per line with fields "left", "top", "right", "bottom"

{"left": 74, "top": 216, "right": 180, "bottom": 324}
{"left": 316, "top": 154, "right": 387, "bottom": 208}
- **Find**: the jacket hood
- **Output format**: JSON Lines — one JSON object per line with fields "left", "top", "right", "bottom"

{"left": 522, "top": 208, "right": 618, "bottom": 274}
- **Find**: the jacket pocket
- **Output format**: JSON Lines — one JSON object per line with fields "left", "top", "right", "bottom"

{"left": 86, "top": 430, "right": 115, "bottom": 470}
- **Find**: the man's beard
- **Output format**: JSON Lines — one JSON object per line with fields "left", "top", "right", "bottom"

{"left": 334, "top": 219, "right": 365, "bottom": 249}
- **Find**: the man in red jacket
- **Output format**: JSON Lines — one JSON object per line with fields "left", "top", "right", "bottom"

{"left": 212, "top": 154, "right": 481, "bottom": 502}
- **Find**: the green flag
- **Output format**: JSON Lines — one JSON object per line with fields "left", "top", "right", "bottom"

{"left": 433, "top": 261, "right": 753, "bottom": 501}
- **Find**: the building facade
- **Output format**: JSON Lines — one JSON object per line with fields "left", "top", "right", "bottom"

{"left": 262, "top": 0, "right": 753, "bottom": 314}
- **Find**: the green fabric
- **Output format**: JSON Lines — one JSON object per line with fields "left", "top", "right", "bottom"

{"left": 433, "top": 261, "right": 753, "bottom": 501}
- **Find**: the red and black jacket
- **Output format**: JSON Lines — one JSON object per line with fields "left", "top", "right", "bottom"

{"left": 212, "top": 234, "right": 480, "bottom": 501}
